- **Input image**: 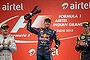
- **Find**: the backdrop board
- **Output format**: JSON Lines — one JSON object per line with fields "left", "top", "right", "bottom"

{"left": 0, "top": 0, "right": 90, "bottom": 60}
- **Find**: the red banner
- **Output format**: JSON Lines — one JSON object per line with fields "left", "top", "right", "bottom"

{"left": 0, "top": 0, "right": 90, "bottom": 60}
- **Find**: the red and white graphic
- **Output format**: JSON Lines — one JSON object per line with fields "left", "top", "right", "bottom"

{"left": 0, "top": 0, "right": 90, "bottom": 60}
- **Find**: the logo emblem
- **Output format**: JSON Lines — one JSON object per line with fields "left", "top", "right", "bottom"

{"left": 29, "top": 49, "right": 35, "bottom": 56}
{"left": 81, "top": 36, "right": 85, "bottom": 40}
{"left": 62, "top": 2, "right": 68, "bottom": 10}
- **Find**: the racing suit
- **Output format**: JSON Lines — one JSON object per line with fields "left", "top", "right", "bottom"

{"left": 0, "top": 34, "right": 17, "bottom": 60}
{"left": 75, "top": 33, "right": 90, "bottom": 60}
{"left": 27, "top": 20, "right": 60, "bottom": 60}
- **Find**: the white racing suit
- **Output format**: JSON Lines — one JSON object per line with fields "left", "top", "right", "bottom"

{"left": 0, "top": 34, "right": 17, "bottom": 60}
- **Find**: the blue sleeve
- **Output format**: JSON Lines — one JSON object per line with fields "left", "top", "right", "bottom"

{"left": 53, "top": 31, "right": 60, "bottom": 49}
{"left": 27, "top": 19, "right": 39, "bottom": 35}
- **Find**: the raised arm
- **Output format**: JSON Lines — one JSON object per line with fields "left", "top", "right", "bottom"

{"left": 27, "top": 19, "right": 39, "bottom": 35}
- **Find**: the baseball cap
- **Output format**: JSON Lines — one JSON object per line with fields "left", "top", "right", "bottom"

{"left": 82, "top": 21, "right": 89, "bottom": 28}
{"left": 44, "top": 18, "right": 51, "bottom": 23}
{"left": 1, "top": 24, "right": 9, "bottom": 29}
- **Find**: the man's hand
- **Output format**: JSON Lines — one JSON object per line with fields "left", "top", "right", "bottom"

{"left": 7, "top": 41, "right": 11, "bottom": 46}
{"left": 2, "top": 40, "right": 11, "bottom": 46}
{"left": 51, "top": 47, "right": 56, "bottom": 52}
{"left": 78, "top": 40, "right": 88, "bottom": 46}
{"left": 2, "top": 40, "right": 5, "bottom": 45}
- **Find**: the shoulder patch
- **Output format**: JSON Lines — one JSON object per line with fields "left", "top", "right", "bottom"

{"left": 80, "top": 35, "right": 86, "bottom": 40}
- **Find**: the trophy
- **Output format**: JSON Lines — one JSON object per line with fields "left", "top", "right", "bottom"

{"left": 24, "top": 6, "right": 41, "bottom": 20}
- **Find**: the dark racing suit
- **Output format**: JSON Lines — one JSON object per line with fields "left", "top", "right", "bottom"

{"left": 27, "top": 20, "right": 60, "bottom": 60}
{"left": 75, "top": 33, "right": 90, "bottom": 60}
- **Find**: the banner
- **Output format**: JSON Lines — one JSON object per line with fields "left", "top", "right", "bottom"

{"left": 0, "top": 0, "right": 90, "bottom": 60}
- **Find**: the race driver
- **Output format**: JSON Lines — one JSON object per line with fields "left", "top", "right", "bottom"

{"left": 26, "top": 18, "right": 60, "bottom": 60}
{"left": 0, "top": 23, "right": 17, "bottom": 60}
{"left": 75, "top": 21, "right": 90, "bottom": 60}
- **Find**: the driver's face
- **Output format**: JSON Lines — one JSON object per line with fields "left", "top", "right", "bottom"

{"left": 84, "top": 26, "right": 89, "bottom": 34}
{"left": 44, "top": 21, "right": 51, "bottom": 28}
{"left": 1, "top": 28, "right": 8, "bottom": 35}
